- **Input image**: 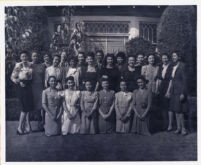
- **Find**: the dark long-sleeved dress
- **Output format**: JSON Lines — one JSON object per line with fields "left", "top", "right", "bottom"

{"left": 99, "top": 67, "right": 120, "bottom": 92}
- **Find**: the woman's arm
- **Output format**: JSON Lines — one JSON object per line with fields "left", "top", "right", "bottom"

{"left": 115, "top": 95, "right": 122, "bottom": 120}
{"left": 141, "top": 91, "right": 152, "bottom": 118}
{"left": 42, "top": 91, "right": 54, "bottom": 120}
{"left": 132, "top": 92, "right": 141, "bottom": 118}
{"left": 89, "top": 93, "right": 99, "bottom": 116}
{"left": 10, "top": 63, "right": 20, "bottom": 84}
{"left": 62, "top": 100, "right": 73, "bottom": 119}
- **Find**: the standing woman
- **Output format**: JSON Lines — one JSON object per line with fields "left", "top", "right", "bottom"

{"left": 166, "top": 51, "right": 188, "bottom": 135}
{"left": 11, "top": 51, "right": 33, "bottom": 135}
{"left": 115, "top": 79, "right": 133, "bottom": 133}
{"left": 42, "top": 54, "right": 52, "bottom": 68}
{"left": 156, "top": 54, "right": 173, "bottom": 131}
{"left": 116, "top": 52, "right": 126, "bottom": 73}
{"left": 80, "top": 79, "right": 98, "bottom": 134}
{"left": 66, "top": 56, "right": 80, "bottom": 90}
{"left": 98, "top": 76, "right": 115, "bottom": 133}
{"left": 99, "top": 54, "right": 120, "bottom": 92}
{"left": 141, "top": 54, "right": 159, "bottom": 94}
{"left": 31, "top": 51, "right": 46, "bottom": 130}
{"left": 131, "top": 76, "right": 152, "bottom": 135}
{"left": 62, "top": 76, "right": 81, "bottom": 135}
{"left": 45, "top": 55, "right": 63, "bottom": 90}
{"left": 42, "top": 76, "right": 62, "bottom": 136}
{"left": 95, "top": 50, "right": 104, "bottom": 71}
{"left": 82, "top": 53, "right": 99, "bottom": 91}
{"left": 121, "top": 56, "right": 141, "bottom": 92}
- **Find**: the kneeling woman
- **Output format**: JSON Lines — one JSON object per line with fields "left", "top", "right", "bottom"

{"left": 131, "top": 76, "right": 152, "bottom": 135}
{"left": 42, "top": 76, "right": 62, "bottom": 136}
{"left": 80, "top": 79, "right": 98, "bottom": 134}
{"left": 115, "top": 79, "right": 133, "bottom": 133}
{"left": 98, "top": 76, "right": 115, "bottom": 133}
{"left": 62, "top": 76, "right": 81, "bottom": 135}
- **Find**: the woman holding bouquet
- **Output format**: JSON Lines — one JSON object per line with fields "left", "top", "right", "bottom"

{"left": 11, "top": 51, "right": 33, "bottom": 135}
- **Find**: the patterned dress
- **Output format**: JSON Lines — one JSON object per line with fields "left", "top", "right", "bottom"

{"left": 80, "top": 91, "right": 98, "bottom": 134}
{"left": 115, "top": 91, "right": 133, "bottom": 133}
{"left": 98, "top": 90, "right": 115, "bottom": 133}
{"left": 141, "top": 65, "right": 159, "bottom": 94}
{"left": 61, "top": 89, "right": 81, "bottom": 135}
{"left": 42, "top": 88, "right": 62, "bottom": 136}
{"left": 131, "top": 88, "right": 152, "bottom": 135}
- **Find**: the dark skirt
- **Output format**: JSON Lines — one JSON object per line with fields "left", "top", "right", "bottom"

{"left": 170, "top": 94, "right": 188, "bottom": 114}
{"left": 17, "top": 81, "right": 33, "bottom": 112}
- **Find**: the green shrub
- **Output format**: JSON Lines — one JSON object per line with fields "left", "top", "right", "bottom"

{"left": 157, "top": 6, "right": 196, "bottom": 96}
{"left": 125, "top": 37, "right": 155, "bottom": 57}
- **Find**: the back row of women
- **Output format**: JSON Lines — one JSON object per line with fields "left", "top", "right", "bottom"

{"left": 11, "top": 50, "right": 188, "bottom": 136}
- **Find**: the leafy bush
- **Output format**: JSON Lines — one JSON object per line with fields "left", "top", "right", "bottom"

{"left": 125, "top": 37, "right": 155, "bottom": 57}
{"left": 157, "top": 6, "right": 196, "bottom": 96}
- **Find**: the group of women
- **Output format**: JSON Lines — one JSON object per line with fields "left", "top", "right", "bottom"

{"left": 11, "top": 49, "right": 188, "bottom": 136}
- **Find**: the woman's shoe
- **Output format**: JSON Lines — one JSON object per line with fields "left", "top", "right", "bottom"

{"left": 16, "top": 130, "right": 24, "bottom": 135}
{"left": 181, "top": 129, "right": 188, "bottom": 136}
{"left": 174, "top": 129, "right": 181, "bottom": 134}
{"left": 166, "top": 127, "right": 173, "bottom": 132}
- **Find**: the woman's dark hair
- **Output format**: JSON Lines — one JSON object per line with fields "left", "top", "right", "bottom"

{"left": 65, "top": 76, "right": 75, "bottom": 83}
{"left": 20, "top": 50, "right": 28, "bottom": 56}
{"left": 53, "top": 54, "right": 61, "bottom": 61}
{"left": 68, "top": 55, "right": 78, "bottom": 64}
{"left": 136, "top": 75, "right": 149, "bottom": 84}
{"left": 31, "top": 51, "right": 38, "bottom": 55}
{"left": 103, "top": 53, "right": 116, "bottom": 67}
{"left": 47, "top": 76, "right": 57, "bottom": 87}
{"left": 136, "top": 52, "right": 145, "bottom": 58}
{"left": 116, "top": 51, "right": 126, "bottom": 64}
{"left": 171, "top": 50, "right": 181, "bottom": 59}
{"left": 78, "top": 51, "right": 85, "bottom": 57}
{"left": 95, "top": 50, "right": 104, "bottom": 58}
{"left": 86, "top": 52, "right": 95, "bottom": 60}
{"left": 119, "top": 77, "right": 128, "bottom": 85}
{"left": 100, "top": 75, "right": 109, "bottom": 83}
{"left": 161, "top": 53, "right": 170, "bottom": 59}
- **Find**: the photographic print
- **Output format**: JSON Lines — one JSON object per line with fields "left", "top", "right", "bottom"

{"left": 4, "top": 4, "right": 197, "bottom": 162}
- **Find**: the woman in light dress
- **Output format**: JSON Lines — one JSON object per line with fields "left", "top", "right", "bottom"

{"left": 61, "top": 76, "right": 81, "bottom": 135}
{"left": 11, "top": 51, "right": 33, "bottom": 135}
{"left": 42, "top": 76, "right": 62, "bottom": 136}
{"left": 141, "top": 54, "right": 159, "bottom": 94}
{"left": 80, "top": 79, "right": 98, "bottom": 134}
{"left": 45, "top": 55, "right": 63, "bottom": 90}
{"left": 131, "top": 76, "right": 152, "bottom": 136}
{"left": 115, "top": 79, "right": 133, "bottom": 133}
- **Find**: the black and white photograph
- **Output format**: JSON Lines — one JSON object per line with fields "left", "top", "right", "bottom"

{"left": 3, "top": 4, "right": 197, "bottom": 162}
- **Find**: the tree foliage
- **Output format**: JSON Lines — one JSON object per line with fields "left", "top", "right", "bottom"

{"left": 125, "top": 37, "right": 155, "bottom": 57}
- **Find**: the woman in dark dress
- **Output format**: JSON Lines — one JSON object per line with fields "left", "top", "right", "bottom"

{"left": 156, "top": 53, "right": 173, "bottom": 131}
{"left": 11, "top": 51, "right": 33, "bottom": 135}
{"left": 99, "top": 54, "right": 120, "bottom": 92}
{"left": 166, "top": 51, "right": 188, "bottom": 135}
{"left": 95, "top": 50, "right": 104, "bottom": 72}
{"left": 121, "top": 56, "right": 141, "bottom": 92}
{"left": 31, "top": 51, "right": 46, "bottom": 130}
{"left": 82, "top": 53, "right": 99, "bottom": 91}
{"left": 116, "top": 51, "right": 126, "bottom": 73}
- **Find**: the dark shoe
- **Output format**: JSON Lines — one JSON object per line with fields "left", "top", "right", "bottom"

{"left": 17, "top": 130, "right": 24, "bottom": 135}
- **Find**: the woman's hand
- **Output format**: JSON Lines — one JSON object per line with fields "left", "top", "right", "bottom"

{"left": 20, "top": 81, "right": 26, "bottom": 87}
{"left": 165, "top": 92, "right": 170, "bottom": 99}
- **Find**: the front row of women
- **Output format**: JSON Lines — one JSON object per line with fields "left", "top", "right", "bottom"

{"left": 43, "top": 75, "right": 151, "bottom": 136}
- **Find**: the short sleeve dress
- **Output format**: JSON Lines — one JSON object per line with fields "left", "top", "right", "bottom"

{"left": 131, "top": 88, "right": 152, "bottom": 135}
{"left": 42, "top": 88, "right": 62, "bottom": 136}
{"left": 115, "top": 91, "right": 133, "bottom": 133}
{"left": 80, "top": 91, "right": 98, "bottom": 134}
{"left": 61, "top": 89, "right": 81, "bottom": 135}
{"left": 98, "top": 90, "right": 115, "bottom": 133}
